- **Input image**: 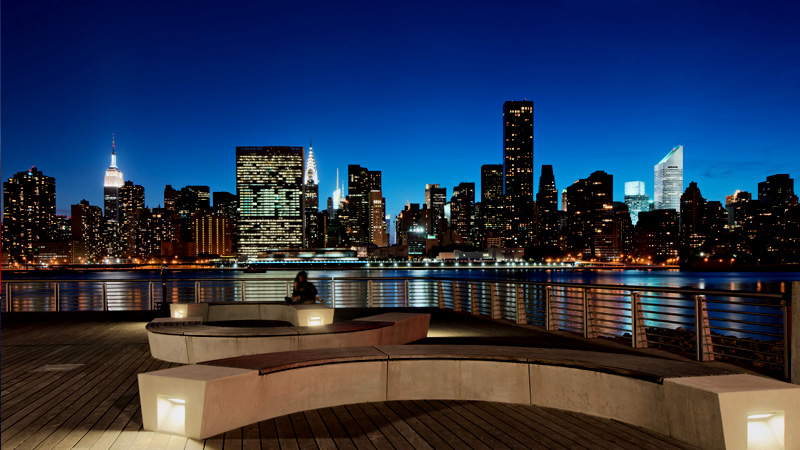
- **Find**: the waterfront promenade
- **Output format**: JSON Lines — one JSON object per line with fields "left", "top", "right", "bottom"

{"left": 0, "top": 309, "right": 745, "bottom": 449}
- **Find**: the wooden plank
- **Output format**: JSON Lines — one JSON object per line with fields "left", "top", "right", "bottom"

{"left": 241, "top": 423, "right": 261, "bottom": 450}
{"left": 257, "top": 419, "right": 280, "bottom": 450}
{"left": 551, "top": 408, "right": 682, "bottom": 450}
{"left": 146, "top": 432, "right": 172, "bottom": 450}
{"left": 1, "top": 344, "right": 141, "bottom": 445}
{"left": 356, "top": 403, "right": 416, "bottom": 450}
{"left": 2, "top": 343, "right": 116, "bottom": 411}
{"left": 73, "top": 357, "right": 170, "bottom": 450}
{"left": 202, "top": 434, "right": 224, "bottom": 450}
{"left": 300, "top": 410, "right": 338, "bottom": 450}
{"left": 427, "top": 400, "right": 520, "bottom": 450}
{"left": 329, "top": 405, "right": 376, "bottom": 450}
{"left": 314, "top": 408, "right": 357, "bottom": 450}
{"left": 51, "top": 350, "right": 159, "bottom": 450}
{"left": 411, "top": 400, "right": 499, "bottom": 450}
{"left": 369, "top": 402, "right": 434, "bottom": 450}
{"left": 382, "top": 401, "right": 453, "bottom": 450}
{"left": 273, "top": 416, "right": 299, "bottom": 450}
{"left": 222, "top": 427, "right": 242, "bottom": 450}
{"left": 390, "top": 401, "right": 474, "bottom": 450}
{"left": 343, "top": 403, "right": 393, "bottom": 449}
{"left": 14, "top": 345, "right": 153, "bottom": 450}
{"left": 287, "top": 413, "right": 317, "bottom": 450}
{"left": 450, "top": 401, "right": 554, "bottom": 450}
{"left": 165, "top": 435, "right": 189, "bottom": 450}
{"left": 487, "top": 402, "right": 613, "bottom": 450}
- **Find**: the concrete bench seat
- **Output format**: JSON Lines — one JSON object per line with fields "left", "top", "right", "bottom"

{"left": 139, "top": 345, "right": 800, "bottom": 449}
{"left": 146, "top": 311, "right": 431, "bottom": 363}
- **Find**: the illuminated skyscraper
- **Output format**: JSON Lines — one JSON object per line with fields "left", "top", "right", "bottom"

{"left": 503, "top": 100, "right": 534, "bottom": 246}
{"left": 347, "top": 164, "right": 381, "bottom": 244}
{"left": 624, "top": 181, "right": 649, "bottom": 226}
{"left": 118, "top": 180, "right": 145, "bottom": 257}
{"left": 654, "top": 145, "right": 683, "bottom": 211}
{"left": 2, "top": 167, "right": 57, "bottom": 263}
{"left": 103, "top": 135, "right": 124, "bottom": 221}
{"left": 480, "top": 164, "right": 504, "bottom": 245}
{"left": 451, "top": 182, "right": 475, "bottom": 244}
{"left": 236, "top": 146, "right": 304, "bottom": 258}
{"left": 304, "top": 143, "right": 321, "bottom": 247}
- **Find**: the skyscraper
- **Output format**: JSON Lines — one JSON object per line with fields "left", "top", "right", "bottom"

{"left": 2, "top": 167, "right": 57, "bottom": 263}
{"left": 118, "top": 180, "right": 145, "bottom": 257}
{"left": 654, "top": 145, "right": 683, "bottom": 211}
{"left": 236, "top": 146, "right": 305, "bottom": 258}
{"left": 536, "top": 165, "right": 558, "bottom": 248}
{"left": 566, "top": 171, "right": 614, "bottom": 260}
{"left": 451, "top": 182, "right": 475, "bottom": 244}
{"left": 480, "top": 164, "right": 505, "bottom": 245}
{"left": 624, "top": 181, "right": 649, "bottom": 226}
{"left": 304, "top": 143, "right": 321, "bottom": 247}
{"left": 103, "top": 135, "right": 124, "bottom": 221}
{"left": 369, "top": 190, "right": 388, "bottom": 247}
{"left": 347, "top": 165, "right": 381, "bottom": 244}
{"left": 424, "top": 184, "right": 446, "bottom": 235}
{"left": 502, "top": 100, "right": 534, "bottom": 246}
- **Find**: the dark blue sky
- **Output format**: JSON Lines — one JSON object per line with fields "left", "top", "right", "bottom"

{"left": 3, "top": 0, "right": 799, "bottom": 218}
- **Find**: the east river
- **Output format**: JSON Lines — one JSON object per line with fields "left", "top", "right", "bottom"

{"left": 4, "top": 267, "right": 800, "bottom": 294}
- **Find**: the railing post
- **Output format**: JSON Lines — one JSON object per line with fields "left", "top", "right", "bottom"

{"left": 516, "top": 284, "right": 525, "bottom": 325}
{"left": 582, "top": 288, "right": 596, "bottom": 339}
{"left": 286, "top": 281, "right": 291, "bottom": 298}
{"left": 368, "top": 280, "right": 373, "bottom": 308}
{"left": 437, "top": 280, "right": 445, "bottom": 309}
{"left": 241, "top": 280, "right": 246, "bottom": 302}
{"left": 631, "top": 291, "right": 648, "bottom": 349}
{"left": 102, "top": 282, "right": 108, "bottom": 312}
{"left": 491, "top": 283, "right": 500, "bottom": 320}
{"left": 695, "top": 295, "right": 714, "bottom": 362}
{"left": 405, "top": 279, "right": 410, "bottom": 308}
{"left": 783, "top": 300, "right": 790, "bottom": 382}
{"left": 54, "top": 282, "right": 60, "bottom": 312}
{"left": 453, "top": 282, "right": 461, "bottom": 312}
{"left": 149, "top": 281, "right": 154, "bottom": 310}
{"left": 791, "top": 281, "right": 799, "bottom": 384}
{"left": 330, "top": 279, "right": 336, "bottom": 308}
{"left": 6, "top": 283, "right": 12, "bottom": 312}
{"left": 470, "top": 282, "right": 479, "bottom": 316}
{"left": 545, "top": 286, "right": 555, "bottom": 330}
{"left": 195, "top": 281, "right": 200, "bottom": 303}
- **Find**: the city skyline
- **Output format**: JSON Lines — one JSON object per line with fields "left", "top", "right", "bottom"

{"left": 3, "top": 1, "right": 800, "bottom": 217}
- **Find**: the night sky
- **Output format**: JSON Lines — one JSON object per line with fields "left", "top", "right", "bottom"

{"left": 3, "top": 1, "right": 799, "bottom": 220}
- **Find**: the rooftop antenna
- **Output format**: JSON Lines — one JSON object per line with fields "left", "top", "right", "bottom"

{"left": 110, "top": 133, "right": 118, "bottom": 168}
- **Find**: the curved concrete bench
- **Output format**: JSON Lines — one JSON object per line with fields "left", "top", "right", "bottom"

{"left": 169, "top": 302, "right": 334, "bottom": 326}
{"left": 138, "top": 345, "right": 800, "bottom": 449}
{"left": 147, "top": 311, "right": 430, "bottom": 363}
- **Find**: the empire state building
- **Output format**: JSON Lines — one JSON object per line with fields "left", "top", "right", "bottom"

{"left": 103, "top": 135, "right": 124, "bottom": 221}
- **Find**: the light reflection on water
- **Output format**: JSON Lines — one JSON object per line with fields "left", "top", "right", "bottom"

{"left": 3, "top": 269, "right": 798, "bottom": 338}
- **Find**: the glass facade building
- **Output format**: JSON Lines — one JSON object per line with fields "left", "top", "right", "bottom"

{"left": 654, "top": 145, "right": 683, "bottom": 211}
{"left": 236, "top": 146, "right": 305, "bottom": 259}
{"left": 624, "top": 181, "right": 649, "bottom": 226}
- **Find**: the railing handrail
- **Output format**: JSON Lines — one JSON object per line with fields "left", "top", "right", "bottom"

{"left": 1, "top": 276, "right": 787, "bottom": 301}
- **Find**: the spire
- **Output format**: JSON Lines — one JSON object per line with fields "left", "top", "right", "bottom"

{"left": 305, "top": 136, "right": 318, "bottom": 185}
{"left": 110, "top": 133, "right": 117, "bottom": 168}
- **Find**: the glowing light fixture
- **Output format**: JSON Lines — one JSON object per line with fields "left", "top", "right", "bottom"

{"left": 308, "top": 316, "right": 323, "bottom": 326}
{"left": 156, "top": 395, "right": 186, "bottom": 435}
{"left": 747, "top": 410, "right": 784, "bottom": 450}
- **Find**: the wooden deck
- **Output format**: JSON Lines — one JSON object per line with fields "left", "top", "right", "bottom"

{"left": 1, "top": 311, "right": 700, "bottom": 449}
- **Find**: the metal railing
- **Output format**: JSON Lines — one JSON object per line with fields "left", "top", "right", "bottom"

{"left": 1, "top": 276, "right": 793, "bottom": 381}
